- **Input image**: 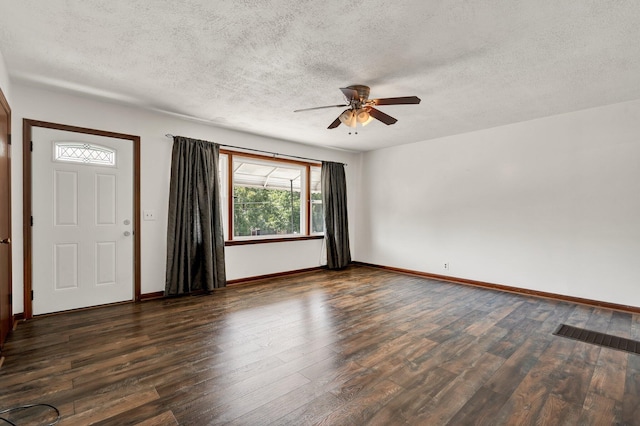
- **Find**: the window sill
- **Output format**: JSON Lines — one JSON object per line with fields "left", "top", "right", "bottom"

{"left": 225, "top": 235, "right": 324, "bottom": 246}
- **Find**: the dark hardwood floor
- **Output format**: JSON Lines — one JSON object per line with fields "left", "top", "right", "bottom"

{"left": 1, "top": 265, "right": 639, "bottom": 425}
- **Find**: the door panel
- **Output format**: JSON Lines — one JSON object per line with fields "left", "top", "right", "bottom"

{"left": 96, "top": 241, "right": 116, "bottom": 285}
{"left": 54, "top": 243, "right": 78, "bottom": 289}
{"left": 32, "top": 128, "right": 134, "bottom": 315}
{"left": 54, "top": 170, "right": 78, "bottom": 225}
{"left": 96, "top": 174, "right": 116, "bottom": 224}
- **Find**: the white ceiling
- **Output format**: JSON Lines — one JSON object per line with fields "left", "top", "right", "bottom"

{"left": 1, "top": 1, "right": 640, "bottom": 152}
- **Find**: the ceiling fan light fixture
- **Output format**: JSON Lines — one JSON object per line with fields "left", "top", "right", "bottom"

{"left": 339, "top": 110, "right": 357, "bottom": 127}
{"left": 356, "top": 108, "right": 373, "bottom": 126}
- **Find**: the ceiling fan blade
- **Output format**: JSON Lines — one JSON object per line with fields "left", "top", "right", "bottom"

{"left": 340, "top": 87, "right": 359, "bottom": 101}
{"left": 368, "top": 107, "right": 398, "bottom": 125}
{"left": 371, "top": 96, "right": 421, "bottom": 106}
{"left": 294, "top": 104, "right": 348, "bottom": 112}
{"left": 327, "top": 113, "right": 344, "bottom": 129}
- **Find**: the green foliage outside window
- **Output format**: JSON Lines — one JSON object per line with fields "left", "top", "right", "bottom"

{"left": 311, "top": 192, "right": 324, "bottom": 233}
{"left": 234, "top": 186, "right": 301, "bottom": 236}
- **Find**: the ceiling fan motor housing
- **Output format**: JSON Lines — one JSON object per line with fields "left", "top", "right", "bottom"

{"left": 346, "top": 85, "right": 371, "bottom": 104}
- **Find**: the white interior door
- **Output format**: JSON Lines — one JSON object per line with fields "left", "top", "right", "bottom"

{"left": 32, "top": 127, "right": 134, "bottom": 315}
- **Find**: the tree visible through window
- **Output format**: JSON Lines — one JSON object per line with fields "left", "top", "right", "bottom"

{"left": 310, "top": 167, "right": 323, "bottom": 234}
{"left": 234, "top": 186, "right": 301, "bottom": 236}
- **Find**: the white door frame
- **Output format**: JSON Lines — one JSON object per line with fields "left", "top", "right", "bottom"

{"left": 23, "top": 119, "right": 141, "bottom": 319}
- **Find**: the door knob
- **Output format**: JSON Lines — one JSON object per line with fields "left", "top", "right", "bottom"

{"left": 0, "top": 237, "right": 10, "bottom": 244}
{"left": 123, "top": 231, "right": 131, "bottom": 237}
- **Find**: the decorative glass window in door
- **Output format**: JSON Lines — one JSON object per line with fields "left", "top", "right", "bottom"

{"left": 54, "top": 142, "right": 116, "bottom": 166}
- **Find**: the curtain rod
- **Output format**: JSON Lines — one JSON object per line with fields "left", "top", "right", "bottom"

{"left": 164, "top": 134, "right": 346, "bottom": 166}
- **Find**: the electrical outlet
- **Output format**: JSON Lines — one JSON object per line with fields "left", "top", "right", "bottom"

{"left": 444, "top": 262, "right": 449, "bottom": 271}
{"left": 143, "top": 210, "right": 156, "bottom": 221}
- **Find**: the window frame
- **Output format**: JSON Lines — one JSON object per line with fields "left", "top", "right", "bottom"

{"left": 221, "top": 149, "right": 323, "bottom": 246}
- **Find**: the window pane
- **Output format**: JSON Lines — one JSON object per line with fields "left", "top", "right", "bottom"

{"left": 219, "top": 154, "right": 229, "bottom": 240}
{"left": 54, "top": 142, "right": 116, "bottom": 166}
{"left": 233, "top": 158, "right": 304, "bottom": 237}
{"left": 310, "top": 166, "right": 323, "bottom": 234}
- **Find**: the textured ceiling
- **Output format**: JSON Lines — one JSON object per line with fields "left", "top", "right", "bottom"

{"left": 1, "top": 1, "right": 640, "bottom": 151}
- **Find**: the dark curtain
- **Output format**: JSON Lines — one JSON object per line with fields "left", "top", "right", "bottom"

{"left": 322, "top": 161, "right": 351, "bottom": 269}
{"left": 165, "top": 136, "right": 226, "bottom": 295}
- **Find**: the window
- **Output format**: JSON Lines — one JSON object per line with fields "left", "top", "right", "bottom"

{"left": 54, "top": 142, "right": 116, "bottom": 166}
{"left": 219, "top": 150, "right": 323, "bottom": 243}
{"left": 310, "top": 167, "right": 323, "bottom": 234}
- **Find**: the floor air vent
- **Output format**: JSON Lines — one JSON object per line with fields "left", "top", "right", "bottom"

{"left": 553, "top": 324, "right": 640, "bottom": 355}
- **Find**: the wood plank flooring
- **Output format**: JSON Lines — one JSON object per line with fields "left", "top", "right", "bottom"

{"left": 1, "top": 265, "right": 639, "bottom": 425}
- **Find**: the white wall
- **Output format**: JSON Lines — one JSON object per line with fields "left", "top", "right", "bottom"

{"left": 357, "top": 99, "right": 640, "bottom": 308}
{"left": 0, "top": 49, "right": 10, "bottom": 103}
{"left": 11, "top": 83, "right": 360, "bottom": 313}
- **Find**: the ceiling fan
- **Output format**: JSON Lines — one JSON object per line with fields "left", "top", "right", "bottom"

{"left": 294, "top": 85, "right": 421, "bottom": 129}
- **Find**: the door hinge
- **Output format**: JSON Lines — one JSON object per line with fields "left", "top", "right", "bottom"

{"left": 7, "top": 134, "right": 10, "bottom": 145}
{"left": 30, "top": 216, "right": 34, "bottom": 226}
{"left": 31, "top": 290, "right": 34, "bottom": 301}
{"left": 30, "top": 141, "right": 33, "bottom": 151}
{"left": 8, "top": 293, "right": 11, "bottom": 305}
